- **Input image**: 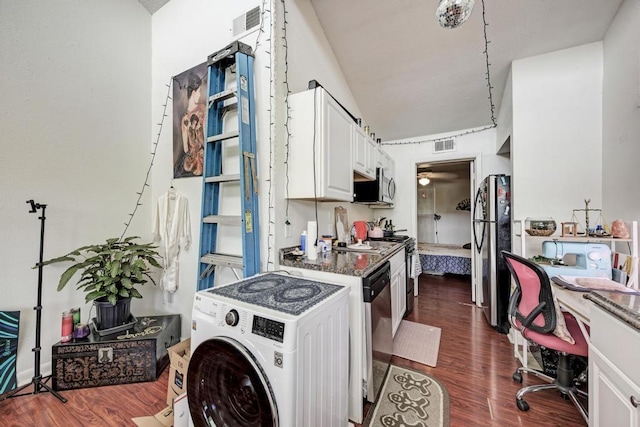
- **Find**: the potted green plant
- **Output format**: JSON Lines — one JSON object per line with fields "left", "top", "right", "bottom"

{"left": 42, "top": 236, "right": 161, "bottom": 330}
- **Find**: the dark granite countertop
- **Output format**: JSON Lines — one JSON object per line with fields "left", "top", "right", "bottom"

{"left": 279, "top": 243, "right": 404, "bottom": 277}
{"left": 585, "top": 291, "right": 640, "bottom": 331}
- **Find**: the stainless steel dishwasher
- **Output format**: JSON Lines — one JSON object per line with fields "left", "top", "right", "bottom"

{"left": 363, "top": 261, "right": 392, "bottom": 403}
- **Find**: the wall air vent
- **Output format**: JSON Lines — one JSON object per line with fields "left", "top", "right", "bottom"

{"left": 433, "top": 138, "right": 455, "bottom": 153}
{"left": 233, "top": 6, "right": 261, "bottom": 38}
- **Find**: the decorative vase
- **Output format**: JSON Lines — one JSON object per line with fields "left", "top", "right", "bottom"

{"left": 94, "top": 297, "right": 132, "bottom": 330}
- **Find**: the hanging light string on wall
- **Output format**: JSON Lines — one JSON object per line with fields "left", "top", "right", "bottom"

{"left": 480, "top": 0, "right": 497, "bottom": 127}
{"left": 281, "top": 0, "right": 293, "bottom": 238}
{"left": 253, "top": 0, "right": 269, "bottom": 55}
{"left": 120, "top": 78, "right": 173, "bottom": 240}
{"left": 383, "top": 0, "right": 496, "bottom": 146}
{"left": 262, "top": 0, "right": 276, "bottom": 272}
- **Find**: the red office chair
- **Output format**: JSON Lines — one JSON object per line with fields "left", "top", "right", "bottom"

{"left": 502, "top": 251, "right": 589, "bottom": 424}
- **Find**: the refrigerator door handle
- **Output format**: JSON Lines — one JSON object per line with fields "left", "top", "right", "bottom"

{"left": 472, "top": 187, "right": 486, "bottom": 253}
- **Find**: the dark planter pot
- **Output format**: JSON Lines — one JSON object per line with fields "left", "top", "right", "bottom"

{"left": 94, "top": 297, "right": 132, "bottom": 330}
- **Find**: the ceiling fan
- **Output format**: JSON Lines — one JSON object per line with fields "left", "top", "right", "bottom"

{"left": 417, "top": 170, "right": 458, "bottom": 185}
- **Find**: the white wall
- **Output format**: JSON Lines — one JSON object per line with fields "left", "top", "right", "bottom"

{"left": 432, "top": 179, "right": 472, "bottom": 245}
{"left": 602, "top": 0, "right": 640, "bottom": 249}
{"left": 379, "top": 127, "right": 510, "bottom": 240}
{"left": 276, "top": 0, "right": 373, "bottom": 250}
{"left": 511, "top": 43, "right": 603, "bottom": 230}
{"left": 496, "top": 69, "right": 513, "bottom": 155}
{"left": 0, "top": 0, "right": 153, "bottom": 384}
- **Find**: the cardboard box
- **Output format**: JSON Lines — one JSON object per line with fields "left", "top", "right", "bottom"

{"left": 52, "top": 315, "right": 181, "bottom": 391}
{"left": 132, "top": 406, "right": 173, "bottom": 427}
{"left": 172, "top": 393, "right": 190, "bottom": 427}
{"left": 167, "top": 338, "right": 191, "bottom": 406}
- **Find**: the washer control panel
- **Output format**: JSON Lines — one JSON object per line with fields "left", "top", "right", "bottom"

{"left": 252, "top": 315, "right": 285, "bottom": 343}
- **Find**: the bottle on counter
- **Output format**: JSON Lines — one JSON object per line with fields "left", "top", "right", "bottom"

{"left": 301, "top": 230, "right": 307, "bottom": 252}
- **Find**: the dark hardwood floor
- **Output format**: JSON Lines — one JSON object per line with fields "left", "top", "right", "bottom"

{"left": 385, "top": 273, "right": 587, "bottom": 427}
{"left": 0, "top": 274, "right": 587, "bottom": 426}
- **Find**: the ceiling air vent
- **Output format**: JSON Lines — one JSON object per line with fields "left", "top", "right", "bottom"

{"left": 433, "top": 138, "right": 455, "bottom": 153}
{"left": 233, "top": 6, "right": 261, "bottom": 38}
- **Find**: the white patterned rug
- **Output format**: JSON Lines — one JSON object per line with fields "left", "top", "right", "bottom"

{"left": 364, "top": 365, "right": 450, "bottom": 427}
{"left": 393, "top": 321, "right": 441, "bottom": 367}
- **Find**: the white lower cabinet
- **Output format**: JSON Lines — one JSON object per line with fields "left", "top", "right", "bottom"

{"left": 589, "top": 304, "right": 640, "bottom": 427}
{"left": 389, "top": 249, "right": 406, "bottom": 337}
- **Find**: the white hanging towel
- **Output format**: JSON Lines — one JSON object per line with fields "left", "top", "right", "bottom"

{"left": 153, "top": 189, "right": 191, "bottom": 297}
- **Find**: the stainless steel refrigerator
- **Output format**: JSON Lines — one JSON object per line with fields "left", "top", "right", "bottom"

{"left": 473, "top": 174, "right": 511, "bottom": 333}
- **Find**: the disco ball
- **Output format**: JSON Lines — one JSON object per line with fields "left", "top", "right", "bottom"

{"left": 436, "top": 0, "right": 475, "bottom": 29}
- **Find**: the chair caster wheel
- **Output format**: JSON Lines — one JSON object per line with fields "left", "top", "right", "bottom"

{"left": 561, "top": 392, "right": 570, "bottom": 400}
{"left": 516, "top": 399, "right": 529, "bottom": 411}
{"left": 512, "top": 372, "right": 523, "bottom": 383}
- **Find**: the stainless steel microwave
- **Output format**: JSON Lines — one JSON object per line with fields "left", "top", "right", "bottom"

{"left": 353, "top": 167, "right": 395, "bottom": 206}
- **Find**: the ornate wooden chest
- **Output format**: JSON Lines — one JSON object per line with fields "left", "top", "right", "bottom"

{"left": 51, "top": 314, "right": 181, "bottom": 391}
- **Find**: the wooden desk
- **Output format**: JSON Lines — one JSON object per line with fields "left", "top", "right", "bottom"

{"left": 552, "top": 283, "right": 591, "bottom": 343}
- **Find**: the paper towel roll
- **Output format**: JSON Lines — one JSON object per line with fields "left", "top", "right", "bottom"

{"left": 306, "top": 221, "right": 318, "bottom": 260}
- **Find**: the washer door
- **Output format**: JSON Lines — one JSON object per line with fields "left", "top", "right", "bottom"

{"left": 187, "top": 337, "right": 278, "bottom": 427}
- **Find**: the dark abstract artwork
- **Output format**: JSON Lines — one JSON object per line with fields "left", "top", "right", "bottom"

{"left": 0, "top": 311, "right": 20, "bottom": 394}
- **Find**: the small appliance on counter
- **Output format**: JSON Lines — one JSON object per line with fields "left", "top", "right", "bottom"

{"left": 352, "top": 221, "right": 369, "bottom": 242}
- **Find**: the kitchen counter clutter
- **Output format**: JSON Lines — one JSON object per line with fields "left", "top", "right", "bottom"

{"left": 279, "top": 241, "right": 404, "bottom": 277}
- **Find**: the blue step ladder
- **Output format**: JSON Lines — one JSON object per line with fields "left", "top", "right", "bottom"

{"left": 198, "top": 41, "right": 260, "bottom": 290}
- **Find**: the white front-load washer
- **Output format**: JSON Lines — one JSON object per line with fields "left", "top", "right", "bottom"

{"left": 188, "top": 272, "right": 349, "bottom": 427}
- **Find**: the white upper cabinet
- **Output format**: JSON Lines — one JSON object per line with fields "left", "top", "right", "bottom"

{"left": 378, "top": 147, "right": 394, "bottom": 178}
{"left": 288, "top": 88, "right": 354, "bottom": 202}
{"left": 353, "top": 125, "right": 376, "bottom": 181}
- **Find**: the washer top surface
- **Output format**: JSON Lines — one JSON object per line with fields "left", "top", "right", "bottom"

{"left": 205, "top": 272, "right": 344, "bottom": 316}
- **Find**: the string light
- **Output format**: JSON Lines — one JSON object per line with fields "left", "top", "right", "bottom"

{"left": 120, "top": 78, "right": 172, "bottom": 240}
{"left": 263, "top": 1, "right": 275, "bottom": 271}
{"left": 384, "top": 0, "right": 496, "bottom": 146}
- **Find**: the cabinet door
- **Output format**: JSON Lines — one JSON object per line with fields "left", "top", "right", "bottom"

{"left": 353, "top": 126, "right": 367, "bottom": 175}
{"left": 364, "top": 136, "right": 377, "bottom": 178}
{"left": 323, "top": 95, "right": 354, "bottom": 200}
{"left": 590, "top": 347, "right": 640, "bottom": 427}
{"left": 353, "top": 126, "right": 376, "bottom": 180}
{"left": 288, "top": 88, "right": 353, "bottom": 201}
{"left": 398, "top": 265, "right": 406, "bottom": 318}
{"left": 391, "top": 270, "right": 400, "bottom": 337}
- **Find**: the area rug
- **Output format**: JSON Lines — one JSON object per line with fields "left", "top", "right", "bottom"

{"left": 364, "top": 364, "right": 450, "bottom": 427}
{"left": 393, "top": 320, "right": 441, "bottom": 367}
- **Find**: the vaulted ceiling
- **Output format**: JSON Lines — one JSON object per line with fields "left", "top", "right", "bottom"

{"left": 310, "top": 0, "right": 624, "bottom": 141}
{"left": 139, "top": 0, "right": 624, "bottom": 142}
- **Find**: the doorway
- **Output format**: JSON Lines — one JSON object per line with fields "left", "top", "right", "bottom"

{"left": 413, "top": 157, "right": 479, "bottom": 304}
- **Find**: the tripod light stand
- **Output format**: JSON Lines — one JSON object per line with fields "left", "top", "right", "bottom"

{"left": 1, "top": 200, "right": 67, "bottom": 403}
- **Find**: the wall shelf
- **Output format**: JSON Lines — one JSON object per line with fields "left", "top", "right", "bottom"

{"left": 510, "top": 219, "right": 638, "bottom": 369}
